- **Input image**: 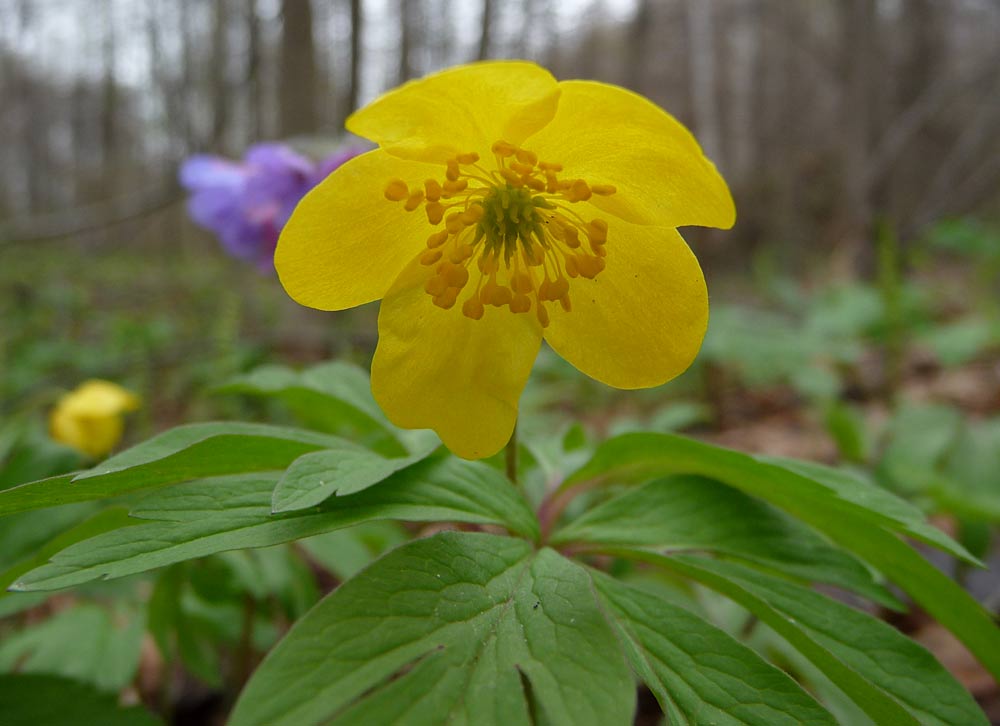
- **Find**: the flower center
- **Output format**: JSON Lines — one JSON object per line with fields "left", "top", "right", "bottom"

{"left": 383, "top": 140, "right": 615, "bottom": 327}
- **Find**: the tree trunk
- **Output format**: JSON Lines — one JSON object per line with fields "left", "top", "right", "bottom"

{"left": 280, "top": 0, "right": 318, "bottom": 137}
{"left": 685, "top": 0, "right": 721, "bottom": 163}
{"left": 346, "top": 0, "right": 363, "bottom": 119}
{"left": 478, "top": 0, "right": 494, "bottom": 61}
{"left": 837, "top": 0, "right": 878, "bottom": 277}
{"left": 398, "top": 0, "right": 415, "bottom": 84}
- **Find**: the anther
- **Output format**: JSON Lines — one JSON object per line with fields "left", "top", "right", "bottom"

{"left": 449, "top": 244, "right": 474, "bottom": 263}
{"left": 499, "top": 168, "right": 523, "bottom": 187}
{"left": 510, "top": 293, "right": 531, "bottom": 314}
{"left": 433, "top": 287, "right": 460, "bottom": 309}
{"left": 425, "top": 179, "right": 442, "bottom": 201}
{"left": 536, "top": 303, "right": 550, "bottom": 328}
{"left": 488, "top": 285, "right": 512, "bottom": 306}
{"left": 420, "top": 248, "right": 443, "bottom": 265}
{"left": 576, "top": 255, "right": 605, "bottom": 279}
{"left": 442, "top": 263, "right": 469, "bottom": 288}
{"left": 426, "top": 230, "right": 449, "bottom": 248}
{"left": 511, "top": 161, "right": 534, "bottom": 176}
{"left": 512, "top": 272, "right": 533, "bottom": 293}
{"left": 462, "top": 297, "right": 485, "bottom": 320}
{"left": 384, "top": 179, "right": 409, "bottom": 201}
{"left": 425, "top": 275, "right": 448, "bottom": 297}
{"left": 592, "top": 184, "right": 617, "bottom": 196}
{"left": 426, "top": 202, "right": 445, "bottom": 225}
{"left": 538, "top": 161, "right": 562, "bottom": 172}
{"left": 443, "top": 178, "right": 468, "bottom": 194}
{"left": 445, "top": 213, "right": 465, "bottom": 234}
{"left": 515, "top": 149, "right": 538, "bottom": 166}
{"left": 524, "top": 176, "right": 545, "bottom": 191}
{"left": 491, "top": 140, "right": 516, "bottom": 158}
{"left": 587, "top": 219, "right": 608, "bottom": 243}
{"left": 456, "top": 152, "right": 480, "bottom": 165}
{"left": 569, "top": 179, "right": 592, "bottom": 202}
{"left": 404, "top": 190, "right": 424, "bottom": 211}
{"left": 446, "top": 160, "right": 460, "bottom": 181}
{"left": 460, "top": 207, "right": 483, "bottom": 225}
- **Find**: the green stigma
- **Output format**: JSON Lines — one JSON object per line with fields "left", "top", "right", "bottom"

{"left": 476, "top": 184, "right": 553, "bottom": 263}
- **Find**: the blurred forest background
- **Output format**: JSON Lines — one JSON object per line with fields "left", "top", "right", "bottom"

{"left": 3, "top": 3, "right": 1000, "bottom": 718}
{"left": 2, "top": 0, "right": 999, "bottom": 433}
{"left": 3, "top": 0, "right": 1000, "bottom": 256}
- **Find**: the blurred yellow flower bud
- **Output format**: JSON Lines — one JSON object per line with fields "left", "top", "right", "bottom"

{"left": 49, "top": 380, "right": 141, "bottom": 458}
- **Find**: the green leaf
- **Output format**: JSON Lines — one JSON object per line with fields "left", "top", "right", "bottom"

{"left": 551, "top": 475, "right": 897, "bottom": 607}
{"left": 0, "top": 604, "right": 144, "bottom": 692}
{"left": 0, "top": 674, "right": 162, "bottom": 726}
{"left": 298, "top": 521, "right": 410, "bottom": 581}
{"left": 590, "top": 571, "right": 835, "bottom": 726}
{"left": 14, "top": 456, "right": 538, "bottom": 591}
{"left": 0, "top": 507, "right": 137, "bottom": 596}
{"left": 271, "top": 443, "right": 436, "bottom": 513}
{"left": 564, "top": 434, "right": 1000, "bottom": 680}
{"left": 230, "top": 532, "right": 634, "bottom": 726}
{"left": 0, "top": 502, "right": 100, "bottom": 570}
{"left": 633, "top": 553, "right": 987, "bottom": 726}
{"left": 217, "top": 362, "right": 398, "bottom": 439}
{"left": 564, "top": 433, "right": 972, "bottom": 563}
{"left": 878, "top": 403, "right": 963, "bottom": 494}
{"left": 0, "top": 423, "right": 349, "bottom": 517}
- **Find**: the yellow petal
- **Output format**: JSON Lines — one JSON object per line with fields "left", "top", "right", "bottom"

{"left": 371, "top": 258, "right": 543, "bottom": 459}
{"left": 544, "top": 224, "right": 708, "bottom": 389}
{"left": 62, "top": 380, "right": 140, "bottom": 415}
{"left": 49, "top": 380, "right": 137, "bottom": 458}
{"left": 524, "top": 80, "right": 735, "bottom": 229}
{"left": 276, "top": 150, "right": 443, "bottom": 311}
{"left": 347, "top": 61, "right": 560, "bottom": 163}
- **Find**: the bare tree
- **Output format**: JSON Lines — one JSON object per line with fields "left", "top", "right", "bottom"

{"left": 346, "top": 0, "right": 363, "bottom": 119}
{"left": 478, "top": 0, "right": 494, "bottom": 61}
{"left": 280, "top": 0, "right": 318, "bottom": 136}
{"left": 685, "top": 0, "right": 721, "bottom": 162}
{"left": 398, "top": 0, "right": 417, "bottom": 84}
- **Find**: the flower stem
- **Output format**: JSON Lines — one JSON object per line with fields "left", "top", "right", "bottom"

{"left": 505, "top": 422, "right": 518, "bottom": 485}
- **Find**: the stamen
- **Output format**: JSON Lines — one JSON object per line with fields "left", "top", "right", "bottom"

{"left": 384, "top": 141, "right": 616, "bottom": 324}
{"left": 384, "top": 179, "right": 409, "bottom": 201}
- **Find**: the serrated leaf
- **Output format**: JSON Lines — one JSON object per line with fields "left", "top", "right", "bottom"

{"left": 271, "top": 442, "right": 436, "bottom": 513}
{"left": 230, "top": 532, "right": 634, "bottom": 726}
{"left": 14, "top": 456, "right": 537, "bottom": 591}
{"left": 0, "top": 423, "right": 350, "bottom": 517}
{"left": 563, "top": 433, "right": 1000, "bottom": 680}
{"left": 0, "top": 674, "right": 162, "bottom": 726}
{"left": 564, "top": 433, "right": 973, "bottom": 562}
{"left": 0, "top": 502, "right": 100, "bottom": 570}
{"left": 590, "top": 571, "right": 836, "bottom": 726}
{"left": 0, "top": 604, "right": 144, "bottom": 692}
{"left": 0, "top": 507, "right": 137, "bottom": 596}
{"left": 631, "top": 552, "right": 987, "bottom": 726}
{"left": 551, "top": 475, "right": 897, "bottom": 607}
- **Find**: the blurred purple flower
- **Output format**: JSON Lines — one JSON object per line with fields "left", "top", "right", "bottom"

{"left": 180, "top": 142, "right": 363, "bottom": 271}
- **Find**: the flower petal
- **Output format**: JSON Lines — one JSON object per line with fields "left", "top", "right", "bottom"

{"left": 371, "top": 258, "right": 543, "bottom": 459}
{"left": 275, "top": 149, "right": 442, "bottom": 311}
{"left": 543, "top": 223, "right": 708, "bottom": 389}
{"left": 347, "top": 61, "right": 560, "bottom": 163}
{"left": 524, "top": 80, "right": 735, "bottom": 229}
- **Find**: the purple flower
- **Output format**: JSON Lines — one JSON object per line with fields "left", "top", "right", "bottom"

{"left": 180, "top": 143, "right": 364, "bottom": 271}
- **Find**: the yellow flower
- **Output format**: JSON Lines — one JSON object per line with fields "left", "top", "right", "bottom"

{"left": 49, "top": 380, "right": 140, "bottom": 458}
{"left": 277, "top": 61, "right": 735, "bottom": 459}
